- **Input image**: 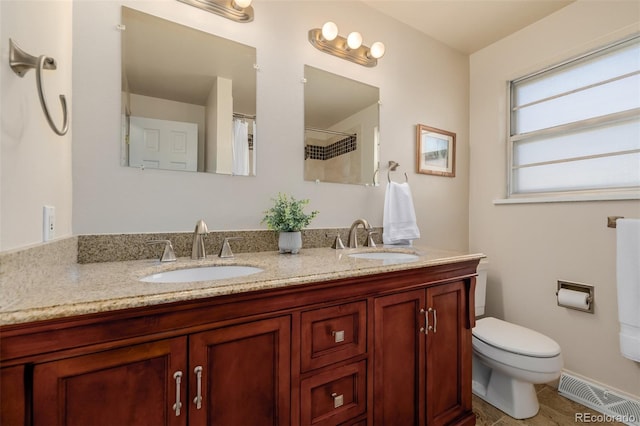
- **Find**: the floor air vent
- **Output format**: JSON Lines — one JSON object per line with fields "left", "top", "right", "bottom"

{"left": 558, "top": 372, "right": 640, "bottom": 426}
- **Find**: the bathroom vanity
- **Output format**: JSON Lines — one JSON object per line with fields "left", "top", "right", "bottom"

{"left": 0, "top": 245, "right": 481, "bottom": 426}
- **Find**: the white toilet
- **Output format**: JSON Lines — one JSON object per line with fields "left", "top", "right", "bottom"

{"left": 473, "top": 261, "right": 563, "bottom": 419}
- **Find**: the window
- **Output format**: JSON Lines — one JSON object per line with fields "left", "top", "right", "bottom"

{"left": 508, "top": 35, "right": 640, "bottom": 198}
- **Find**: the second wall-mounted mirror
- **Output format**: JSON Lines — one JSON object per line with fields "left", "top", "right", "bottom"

{"left": 304, "top": 65, "right": 380, "bottom": 185}
{"left": 121, "top": 7, "right": 257, "bottom": 175}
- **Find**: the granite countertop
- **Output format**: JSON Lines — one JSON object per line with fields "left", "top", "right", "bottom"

{"left": 0, "top": 244, "right": 483, "bottom": 326}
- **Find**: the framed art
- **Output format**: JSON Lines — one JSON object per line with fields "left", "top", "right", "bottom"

{"left": 416, "top": 124, "right": 456, "bottom": 177}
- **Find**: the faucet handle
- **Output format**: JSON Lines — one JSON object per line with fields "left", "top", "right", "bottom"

{"left": 331, "top": 234, "right": 345, "bottom": 250}
{"left": 147, "top": 240, "right": 177, "bottom": 262}
{"left": 365, "top": 230, "right": 378, "bottom": 248}
{"left": 219, "top": 237, "right": 242, "bottom": 258}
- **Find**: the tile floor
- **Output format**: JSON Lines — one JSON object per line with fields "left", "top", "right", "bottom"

{"left": 472, "top": 385, "right": 625, "bottom": 425}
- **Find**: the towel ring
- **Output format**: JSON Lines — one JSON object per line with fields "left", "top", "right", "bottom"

{"left": 9, "top": 39, "right": 69, "bottom": 136}
{"left": 387, "top": 160, "right": 408, "bottom": 183}
{"left": 388, "top": 171, "right": 409, "bottom": 183}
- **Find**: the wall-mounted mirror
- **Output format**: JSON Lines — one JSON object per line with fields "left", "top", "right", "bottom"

{"left": 120, "top": 7, "right": 257, "bottom": 175}
{"left": 304, "top": 65, "right": 380, "bottom": 185}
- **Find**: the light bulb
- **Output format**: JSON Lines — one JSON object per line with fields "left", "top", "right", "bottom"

{"left": 321, "top": 22, "right": 338, "bottom": 41}
{"left": 233, "top": 0, "right": 252, "bottom": 8}
{"left": 369, "top": 41, "right": 386, "bottom": 59}
{"left": 347, "top": 32, "right": 363, "bottom": 50}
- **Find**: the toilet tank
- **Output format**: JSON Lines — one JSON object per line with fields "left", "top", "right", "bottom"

{"left": 475, "top": 259, "right": 488, "bottom": 316}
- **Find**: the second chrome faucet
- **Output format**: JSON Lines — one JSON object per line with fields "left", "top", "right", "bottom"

{"left": 347, "top": 218, "right": 377, "bottom": 248}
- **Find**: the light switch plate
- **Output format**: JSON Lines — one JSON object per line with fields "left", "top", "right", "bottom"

{"left": 43, "top": 205, "right": 55, "bottom": 242}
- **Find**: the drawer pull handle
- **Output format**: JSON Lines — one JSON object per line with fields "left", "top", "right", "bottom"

{"left": 331, "top": 330, "right": 345, "bottom": 343}
{"left": 420, "top": 308, "right": 429, "bottom": 334}
{"left": 331, "top": 392, "right": 344, "bottom": 408}
{"left": 193, "top": 366, "right": 203, "bottom": 409}
{"left": 172, "top": 371, "right": 183, "bottom": 416}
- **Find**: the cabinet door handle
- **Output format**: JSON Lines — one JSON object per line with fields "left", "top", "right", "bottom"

{"left": 420, "top": 308, "right": 429, "bottom": 334}
{"left": 430, "top": 308, "right": 437, "bottom": 333}
{"left": 193, "top": 366, "right": 203, "bottom": 409}
{"left": 331, "top": 330, "right": 345, "bottom": 343}
{"left": 172, "top": 371, "right": 183, "bottom": 416}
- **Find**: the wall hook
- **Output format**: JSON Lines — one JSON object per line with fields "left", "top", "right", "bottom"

{"left": 9, "top": 39, "right": 69, "bottom": 136}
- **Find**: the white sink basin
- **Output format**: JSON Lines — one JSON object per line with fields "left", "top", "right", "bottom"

{"left": 141, "top": 265, "right": 263, "bottom": 283}
{"left": 349, "top": 251, "right": 419, "bottom": 263}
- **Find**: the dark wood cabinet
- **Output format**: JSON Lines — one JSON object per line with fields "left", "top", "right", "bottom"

{"left": 374, "top": 289, "right": 426, "bottom": 425}
{"left": 1, "top": 366, "right": 26, "bottom": 426}
{"left": 33, "top": 337, "right": 187, "bottom": 426}
{"left": 426, "top": 281, "right": 473, "bottom": 426}
{"left": 30, "top": 317, "right": 291, "bottom": 426}
{"left": 189, "top": 316, "right": 291, "bottom": 426}
{"left": 0, "top": 259, "right": 478, "bottom": 426}
{"left": 374, "top": 281, "right": 474, "bottom": 426}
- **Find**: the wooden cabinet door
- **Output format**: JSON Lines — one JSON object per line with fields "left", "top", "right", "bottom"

{"left": 189, "top": 316, "right": 291, "bottom": 426}
{"left": 1, "top": 365, "right": 26, "bottom": 426}
{"left": 33, "top": 337, "right": 188, "bottom": 426}
{"left": 373, "top": 290, "right": 425, "bottom": 425}
{"left": 425, "top": 281, "right": 472, "bottom": 425}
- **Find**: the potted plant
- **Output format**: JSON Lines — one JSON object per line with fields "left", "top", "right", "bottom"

{"left": 262, "top": 193, "right": 319, "bottom": 254}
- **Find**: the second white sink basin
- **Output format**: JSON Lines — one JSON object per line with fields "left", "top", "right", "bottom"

{"left": 141, "top": 265, "right": 263, "bottom": 283}
{"left": 349, "top": 251, "right": 419, "bottom": 263}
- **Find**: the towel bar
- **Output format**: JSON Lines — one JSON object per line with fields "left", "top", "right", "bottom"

{"left": 608, "top": 216, "right": 624, "bottom": 228}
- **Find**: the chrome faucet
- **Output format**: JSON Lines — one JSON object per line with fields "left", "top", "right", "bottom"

{"left": 191, "top": 219, "right": 209, "bottom": 260}
{"left": 348, "top": 218, "right": 372, "bottom": 248}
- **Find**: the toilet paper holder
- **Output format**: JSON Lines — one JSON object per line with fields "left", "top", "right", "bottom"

{"left": 556, "top": 280, "right": 594, "bottom": 313}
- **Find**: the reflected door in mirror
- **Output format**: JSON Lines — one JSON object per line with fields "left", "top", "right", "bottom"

{"left": 129, "top": 116, "right": 198, "bottom": 171}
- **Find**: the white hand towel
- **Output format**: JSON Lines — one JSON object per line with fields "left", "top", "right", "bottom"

{"left": 383, "top": 181, "right": 420, "bottom": 245}
{"left": 616, "top": 218, "right": 640, "bottom": 362}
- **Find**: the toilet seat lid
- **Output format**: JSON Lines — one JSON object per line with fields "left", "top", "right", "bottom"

{"left": 473, "top": 317, "right": 561, "bottom": 358}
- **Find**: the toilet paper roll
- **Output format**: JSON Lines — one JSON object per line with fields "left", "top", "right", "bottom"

{"left": 557, "top": 288, "right": 590, "bottom": 309}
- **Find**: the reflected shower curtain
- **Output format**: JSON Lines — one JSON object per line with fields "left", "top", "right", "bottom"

{"left": 232, "top": 118, "right": 250, "bottom": 176}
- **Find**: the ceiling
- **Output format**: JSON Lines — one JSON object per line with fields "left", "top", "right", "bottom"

{"left": 361, "top": 0, "right": 575, "bottom": 54}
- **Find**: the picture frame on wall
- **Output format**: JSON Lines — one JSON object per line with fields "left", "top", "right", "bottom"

{"left": 416, "top": 124, "right": 456, "bottom": 177}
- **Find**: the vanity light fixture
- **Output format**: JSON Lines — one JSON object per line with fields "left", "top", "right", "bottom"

{"left": 308, "top": 22, "right": 385, "bottom": 67}
{"left": 177, "top": 0, "right": 254, "bottom": 23}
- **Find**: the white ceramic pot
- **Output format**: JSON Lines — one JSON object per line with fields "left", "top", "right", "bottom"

{"left": 278, "top": 231, "right": 302, "bottom": 254}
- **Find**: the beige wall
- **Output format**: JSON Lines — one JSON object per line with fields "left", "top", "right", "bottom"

{"left": 0, "top": 0, "right": 73, "bottom": 250}
{"left": 469, "top": 1, "right": 640, "bottom": 397}
{"left": 70, "top": 1, "right": 470, "bottom": 252}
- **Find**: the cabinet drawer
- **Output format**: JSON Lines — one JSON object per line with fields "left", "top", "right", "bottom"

{"left": 301, "top": 301, "right": 366, "bottom": 371}
{"left": 301, "top": 360, "right": 367, "bottom": 426}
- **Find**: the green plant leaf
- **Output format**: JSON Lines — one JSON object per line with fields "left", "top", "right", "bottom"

{"left": 261, "top": 193, "right": 319, "bottom": 232}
